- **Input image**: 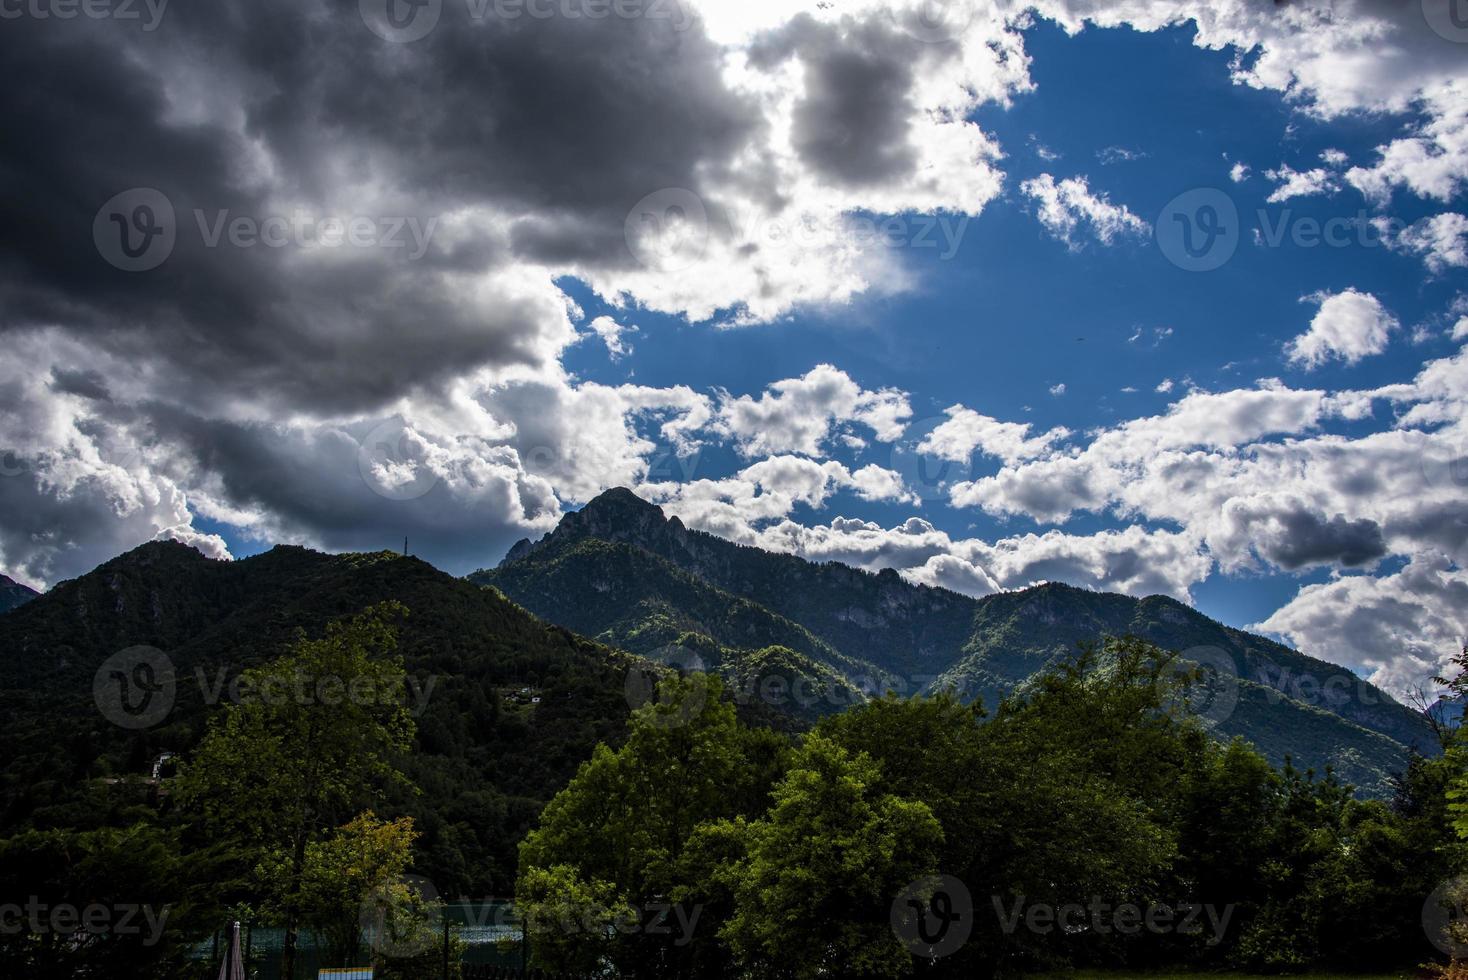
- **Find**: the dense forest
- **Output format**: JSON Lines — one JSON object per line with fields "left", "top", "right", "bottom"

{"left": 515, "top": 637, "right": 1468, "bottom": 978}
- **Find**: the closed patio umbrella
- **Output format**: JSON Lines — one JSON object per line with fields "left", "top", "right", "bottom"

{"left": 217, "top": 921, "right": 246, "bottom": 980}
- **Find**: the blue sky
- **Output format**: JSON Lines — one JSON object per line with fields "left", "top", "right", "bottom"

{"left": 533, "top": 20, "right": 1463, "bottom": 635}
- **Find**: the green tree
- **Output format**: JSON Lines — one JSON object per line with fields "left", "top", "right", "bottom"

{"left": 517, "top": 673, "right": 789, "bottom": 977}
{"left": 720, "top": 734, "right": 942, "bottom": 979}
{"left": 273, "top": 811, "right": 418, "bottom": 968}
{"left": 175, "top": 603, "right": 416, "bottom": 979}
{"left": 818, "top": 655, "right": 1178, "bottom": 975}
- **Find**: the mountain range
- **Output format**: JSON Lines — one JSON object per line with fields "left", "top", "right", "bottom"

{"left": 474, "top": 488, "right": 1439, "bottom": 796}
{"left": 0, "top": 486, "right": 1441, "bottom": 889}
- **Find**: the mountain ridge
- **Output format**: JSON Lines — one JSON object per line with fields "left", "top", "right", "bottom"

{"left": 0, "top": 572, "right": 39, "bottom": 614}
{"left": 477, "top": 487, "right": 1440, "bottom": 795}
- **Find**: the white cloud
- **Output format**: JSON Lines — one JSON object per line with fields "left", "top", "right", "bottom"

{"left": 1049, "top": 383, "right": 1068, "bottom": 397}
{"left": 1029, "top": 135, "right": 1062, "bottom": 161}
{"left": 1255, "top": 554, "right": 1468, "bottom": 697}
{"left": 847, "top": 464, "right": 919, "bottom": 504}
{"left": 1286, "top": 289, "right": 1398, "bottom": 369}
{"left": 155, "top": 525, "right": 233, "bottom": 561}
{"left": 1379, "top": 213, "right": 1468, "bottom": 274}
{"left": 1230, "top": 162, "right": 1251, "bottom": 183}
{"left": 714, "top": 364, "right": 912, "bottom": 459}
{"left": 584, "top": 316, "right": 638, "bottom": 361}
{"left": 1097, "top": 146, "right": 1147, "bottom": 165}
{"left": 1264, "top": 164, "right": 1340, "bottom": 203}
{"left": 643, "top": 454, "right": 915, "bottom": 541}
{"left": 917, "top": 406, "right": 1069, "bottom": 464}
{"left": 1345, "top": 84, "right": 1468, "bottom": 205}
{"left": 1020, "top": 174, "right": 1150, "bottom": 249}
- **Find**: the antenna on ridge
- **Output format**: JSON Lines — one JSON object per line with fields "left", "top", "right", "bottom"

{"left": 404, "top": 536, "right": 409, "bottom": 557}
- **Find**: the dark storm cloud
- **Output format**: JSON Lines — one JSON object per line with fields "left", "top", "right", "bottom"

{"left": 48, "top": 368, "right": 113, "bottom": 402}
{"left": 0, "top": 0, "right": 758, "bottom": 415}
{"left": 749, "top": 14, "right": 922, "bottom": 187}
{"left": 1257, "top": 511, "right": 1387, "bottom": 570}
{"left": 141, "top": 402, "right": 561, "bottom": 574}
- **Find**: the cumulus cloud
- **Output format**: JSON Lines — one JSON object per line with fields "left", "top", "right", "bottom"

{"left": 1345, "top": 84, "right": 1468, "bottom": 205}
{"left": 1256, "top": 554, "right": 1468, "bottom": 696}
{"left": 1286, "top": 290, "right": 1398, "bottom": 369}
{"left": 1020, "top": 173, "right": 1150, "bottom": 248}
{"left": 714, "top": 365, "right": 911, "bottom": 458}
{"left": 918, "top": 406, "right": 1069, "bottom": 465}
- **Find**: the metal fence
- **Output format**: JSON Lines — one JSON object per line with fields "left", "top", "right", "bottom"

{"left": 201, "top": 902, "right": 532, "bottom": 980}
